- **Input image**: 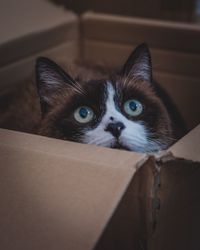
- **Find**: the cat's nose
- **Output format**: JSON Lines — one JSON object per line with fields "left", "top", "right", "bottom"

{"left": 105, "top": 122, "right": 125, "bottom": 138}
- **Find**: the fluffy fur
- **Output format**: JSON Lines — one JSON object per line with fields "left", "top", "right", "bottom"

{"left": 0, "top": 43, "right": 186, "bottom": 152}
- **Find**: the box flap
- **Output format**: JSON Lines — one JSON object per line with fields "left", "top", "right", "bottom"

{"left": 148, "top": 125, "right": 200, "bottom": 250}
{"left": 95, "top": 157, "right": 156, "bottom": 250}
{"left": 168, "top": 125, "right": 200, "bottom": 162}
{"left": 149, "top": 155, "right": 200, "bottom": 250}
{"left": 0, "top": 128, "right": 144, "bottom": 250}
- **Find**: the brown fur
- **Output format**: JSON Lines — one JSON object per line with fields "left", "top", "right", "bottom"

{"left": 0, "top": 44, "right": 186, "bottom": 152}
{"left": 0, "top": 63, "right": 108, "bottom": 134}
{"left": 0, "top": 80, "right": 41, "bottom": 133}
{"left": 116, "top": 76, "right": 173, "bottom": 141}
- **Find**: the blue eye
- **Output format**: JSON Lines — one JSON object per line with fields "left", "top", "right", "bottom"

{"left": 124, "top": 99, "right": 143, "bottom": 116}
{"left": 74, "top": 106, "right": 94, "bottom": 123}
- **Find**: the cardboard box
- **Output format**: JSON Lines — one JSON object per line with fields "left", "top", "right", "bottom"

{"left": 0, "top": 3, "right": 200, "bottom": 250}
{"left": 0, "top": 127, "right": 200, "bottom": 250}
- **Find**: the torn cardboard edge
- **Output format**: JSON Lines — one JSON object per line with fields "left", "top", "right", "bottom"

{"left": 147, "top": 155, "right": 200, "bottom": 250}
{"left": 149, "top": 150, "right": 200, "bottom": 231}
{"left": 93, "top": 125, "right": 200, "bottom": 250}
{"left": 94, "top": 151, "right": 200, "bottom": 250}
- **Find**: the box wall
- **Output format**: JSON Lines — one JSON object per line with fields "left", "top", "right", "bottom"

{"left": 149, "top": 158, "right": 200, "bottom": 250}
{"left": 95, "top": 158, "right": 155, "bottom": 250}
{"left": 0, "top": 129, "right": 143, "bottom": 250}
{"left": 0, "top": 41, "right": 79, "bottom": 89}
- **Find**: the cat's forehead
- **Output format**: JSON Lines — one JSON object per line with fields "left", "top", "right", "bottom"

{"left": 83, "top": 77, "right": 154, "bottom": 100}
{"left": 63, "top": 76, "right": 156, "bottom": 111}
{"left": 83, "top": 78, "right": 107, "bottom": 91}
{"left": 78, "top": 79, "right": 107, "bottom": 103}
{"left": 115, "top": 76, "right": 154, "bottom": 94}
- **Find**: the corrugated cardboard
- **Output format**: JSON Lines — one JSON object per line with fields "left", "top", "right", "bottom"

{"left": 0, "top": 4, "right": 200, "bottom": 250}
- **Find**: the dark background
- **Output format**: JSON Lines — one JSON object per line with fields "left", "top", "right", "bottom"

{"left": 51, "top": 0, "right": 197, "bottom": 23}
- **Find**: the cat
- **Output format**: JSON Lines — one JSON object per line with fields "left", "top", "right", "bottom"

{"left": 0, "top": 43, "right": 186, "bottom": 152}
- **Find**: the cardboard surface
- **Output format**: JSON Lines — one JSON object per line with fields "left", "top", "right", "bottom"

{"left": 83, "top": 39, "right": 200, "bottom": 77}
{"left": 169, "top": 124, "right": 200, "bottom": 161}
{"left": 0, "top": 41, "right": 79, "bottom": 89}
{"left": 149, "top": 158, "right": 200, "bottom": 250}
{"left": 0, "top": 0, "right": 79, "bottom": 67}
{"left": 1, "top": 126, "right": 199, "bottom": 250}
{"left": 147, "top": 125, "right": 200, "bottom": 250}
{"left": 0, "top": 129, "right": 143, "bottom": 250}
{"left": 95, "top": 157, "right": 156, "bottom": 250}
{"left": 154, "top": 73, "right": 200, "bottom": 130}
{"left": 82, "top": 12, "right": 200, "bottom": 53}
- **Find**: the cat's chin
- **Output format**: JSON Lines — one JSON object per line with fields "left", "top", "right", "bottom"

{"left": 111, "top": 141, "right": 131, "bottom": 151}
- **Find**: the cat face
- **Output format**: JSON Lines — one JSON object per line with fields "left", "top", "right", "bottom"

{"left": 36, "top": 44, "right": 174, "bottom": 152}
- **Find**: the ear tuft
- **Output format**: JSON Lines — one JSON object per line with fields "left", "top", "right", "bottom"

{"left": 36, "top": 57, "right": 75, "bottom": 114}
{"left": 36, "top": 57, "right": 75, "bottom": 90}
{"left": 122, "top": 43, "right": 152, "bottom": 82}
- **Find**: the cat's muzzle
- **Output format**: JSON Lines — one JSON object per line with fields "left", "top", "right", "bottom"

{"left": 105, "top": 122, "right": 125, "bottom": 138}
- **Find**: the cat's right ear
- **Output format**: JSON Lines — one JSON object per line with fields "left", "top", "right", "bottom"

{"left": 121, "top": 43, "right": 152, "bottom": 82}
{"left": 36, "top": 57, "right": 76, "bottom": 114}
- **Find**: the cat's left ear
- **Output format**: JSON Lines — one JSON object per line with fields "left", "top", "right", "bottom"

{"left": 121, "top": 43, "right": 152, "bottom": 82}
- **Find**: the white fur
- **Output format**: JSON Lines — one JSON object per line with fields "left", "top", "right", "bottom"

{"left": 82, "top": 82, "right": 158, "bottom": 152}
{"left": 39, "top": 67, "right": 85, "bottom": 102}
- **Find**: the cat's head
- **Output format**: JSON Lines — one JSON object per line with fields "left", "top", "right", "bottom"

{"left": 36, "top": 43, "right": 174, "bottom": 152}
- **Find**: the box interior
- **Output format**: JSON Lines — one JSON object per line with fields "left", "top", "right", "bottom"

{"left": 1, "top": 11, "right": 199, "bottom": 131}
{"left": 1, "top": 125, "right": 200, "bottom": 250}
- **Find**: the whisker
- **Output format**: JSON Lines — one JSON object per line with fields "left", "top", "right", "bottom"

{"left": 86, "top": 135, "right": 114, "bottom": 146}
{"left": 71, "top": 81, "right": 86, "bottom": 96}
